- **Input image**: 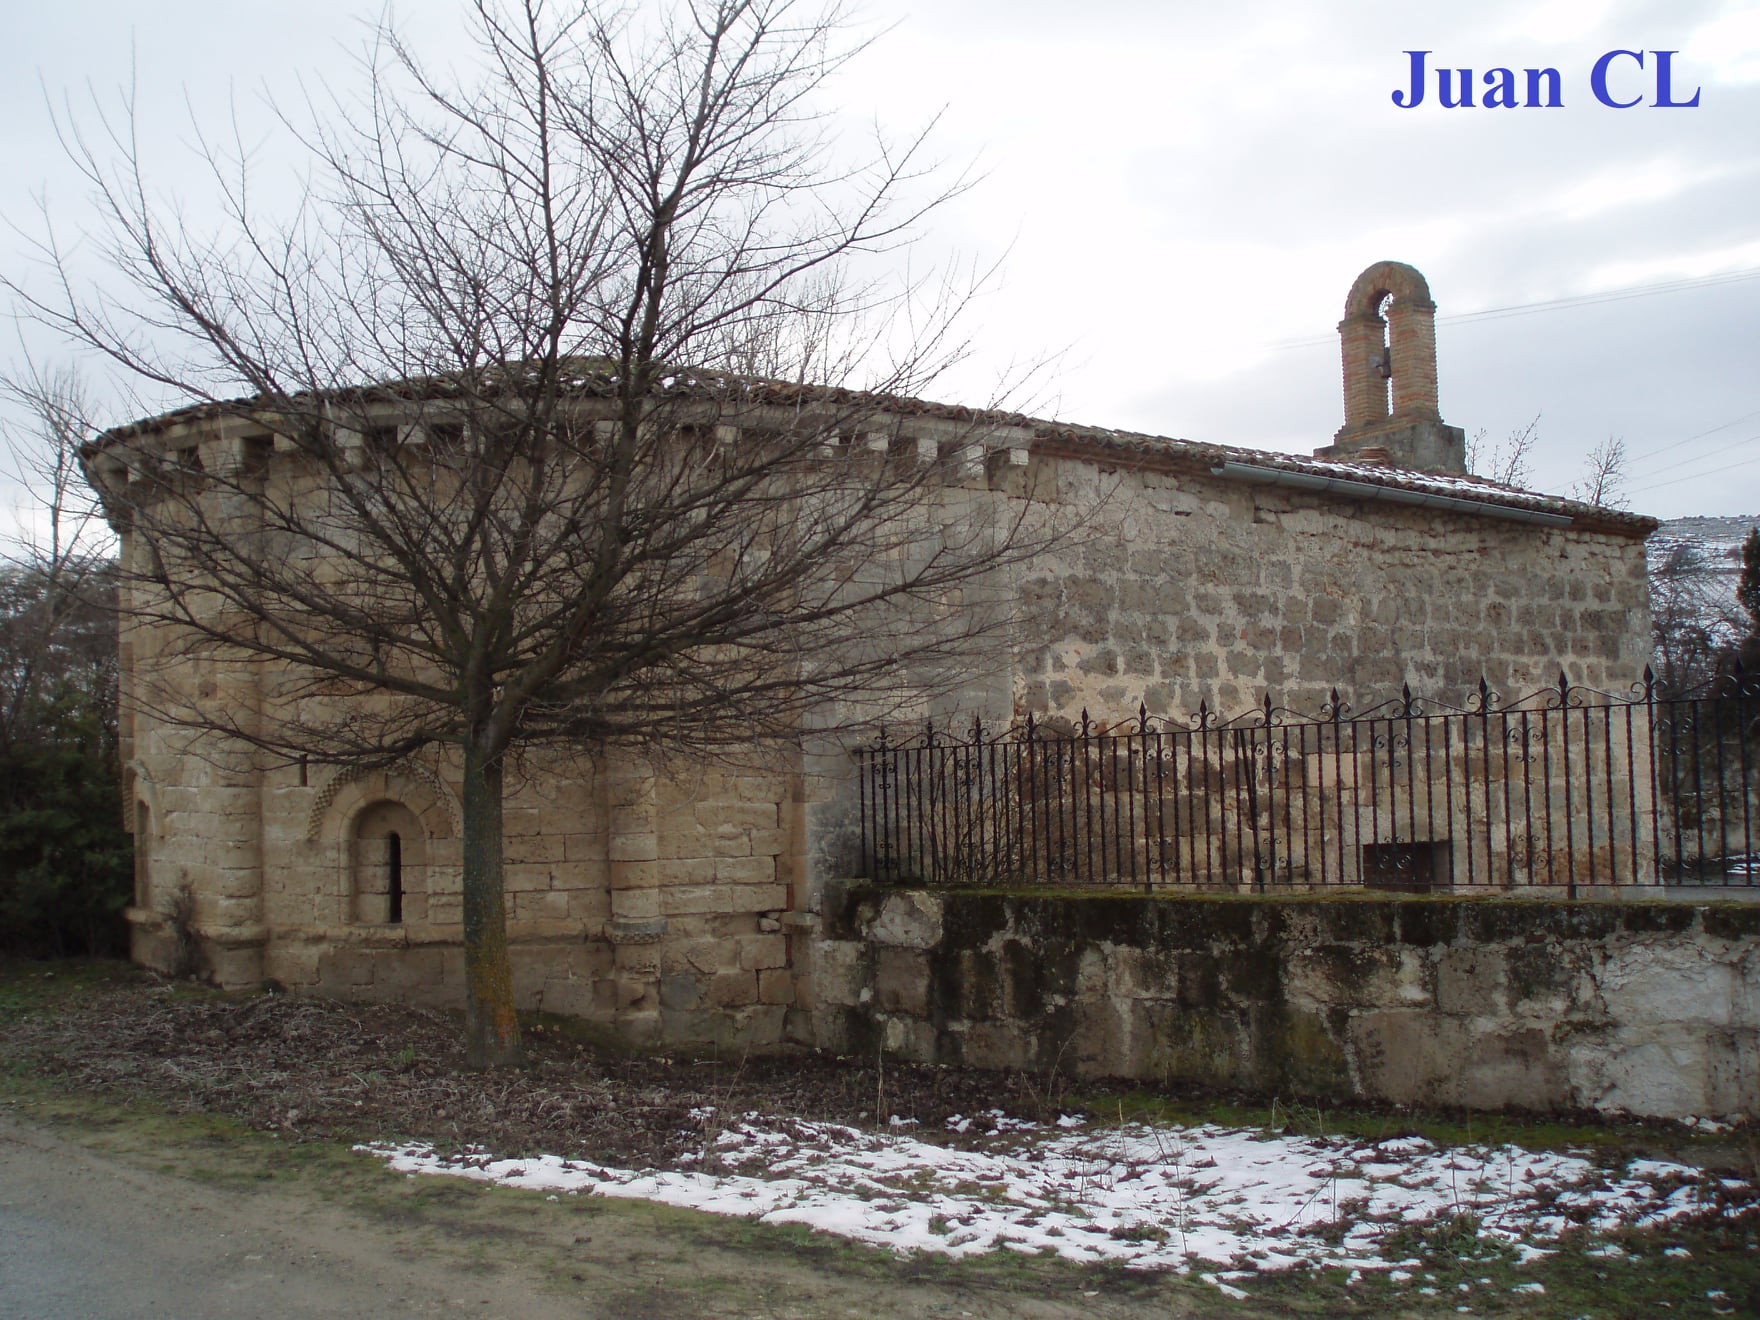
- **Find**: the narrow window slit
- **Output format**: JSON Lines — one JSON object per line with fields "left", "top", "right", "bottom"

{"left": 387, "top": 831, "right": 404, "bottom": 923}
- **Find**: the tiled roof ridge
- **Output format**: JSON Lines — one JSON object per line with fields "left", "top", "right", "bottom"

{"left": 89, "top": 364, "right": 1657, "bottom": 535}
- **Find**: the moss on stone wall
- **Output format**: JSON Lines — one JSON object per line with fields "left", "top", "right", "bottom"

{"left": 839, "top": 886, "right": 1760, "bottom": 1119}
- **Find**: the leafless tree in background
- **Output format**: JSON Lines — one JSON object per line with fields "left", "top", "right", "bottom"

{"left": 1466, "top": 414, "right": 1540, "bottom": 488}
{"left": 0, "top": 369, "right": 130, "bottom": 957}
{"left": 8, "top": 0, "right": 1059, "bottom": 1064}
{"left": 1571, "top": 435, "right": 1629, "bottom": 509}
{"left": 0, "top": 367, "right": 115, "bottom": 750}
{"left": 1649, "top": 538, "right": 1745, "bottom": 695}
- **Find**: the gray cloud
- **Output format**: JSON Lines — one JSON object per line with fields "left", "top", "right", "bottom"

{"left": 2, "top": 0, "right": 1754, "bottom": 523}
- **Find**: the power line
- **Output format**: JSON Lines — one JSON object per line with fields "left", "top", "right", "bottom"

{"left": 1628, "top": 430, "right": 1760, "bottom": 485}
{"left": 1626, "top": 408, "right": 1760, "bottom": 472}
{"left": 1444, "top": 266, "right": 1760, "bottom": 327}
{"left": 1269, "top": 265, "right": 1760, "bottom": 351}
{"left": 1642, "top": 440, "right": 1760, "bottom": 493}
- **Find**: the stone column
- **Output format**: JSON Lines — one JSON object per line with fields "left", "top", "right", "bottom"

{"left": 604, "top": 755, "right": 664, "bottom": 1045}
{"left": 115, "top": 515, "right": 165, "bottom": 967}
{"left": 194, "top": 429, "right": 269, "bottom": 986}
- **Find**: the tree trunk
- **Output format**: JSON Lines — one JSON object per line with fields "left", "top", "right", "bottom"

{"left": 461, "top": 741, "right": 522, "bottom": 1067}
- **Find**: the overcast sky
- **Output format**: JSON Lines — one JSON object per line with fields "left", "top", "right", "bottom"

{"left": 3, "top": 0, "right": 1757, "bottom": 522}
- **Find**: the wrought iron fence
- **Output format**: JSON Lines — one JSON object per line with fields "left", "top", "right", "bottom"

{"left": 856, "top": 670, "right": 1760, "bottom": 894}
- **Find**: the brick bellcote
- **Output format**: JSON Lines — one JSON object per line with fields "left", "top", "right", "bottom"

{"left": 1313, "top": 261, "right": 1468, "bottom": 476}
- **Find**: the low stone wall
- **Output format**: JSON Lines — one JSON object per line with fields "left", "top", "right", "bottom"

{"left": 811, "top": 889, "right": 1760, "bottom": 1120}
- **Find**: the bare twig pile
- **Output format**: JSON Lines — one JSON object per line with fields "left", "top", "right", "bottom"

{"left": 1, "top": 974, "right": 1051, "bottom": 1167}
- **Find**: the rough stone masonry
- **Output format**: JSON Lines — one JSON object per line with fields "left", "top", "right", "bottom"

{"left": 95, "top": 262, "right": 1664, "bottom": 1062}
{"left": 820, "top": 888, "right": 1760, "bottom": 1121}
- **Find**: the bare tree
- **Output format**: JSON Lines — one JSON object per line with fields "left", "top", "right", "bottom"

{"left": 1649, "top": 537, "right": 1744, "bottom": 695}
{"left": 1739, "top": 528, "right": 1760, "bottom": 638}
{"left": 10, "top": 0, "right": 1057, "bottom": 1064}
{"left": 0, "top": 367, "right": 115, "bottom": 751}
{"left": 1465, "top": 414, "right": 1539, "bottom": 487}
{"left": 0, "top": 369, "right": 130, "bottom": 957}
{"left": 1572, "top": 435, "right": 1629, "bottom": 509}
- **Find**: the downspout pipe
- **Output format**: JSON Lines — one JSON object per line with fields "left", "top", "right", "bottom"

{"left": 1210, "top": 461, "right": 1574, "bottom": 528}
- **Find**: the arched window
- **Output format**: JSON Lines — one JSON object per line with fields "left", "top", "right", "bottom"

{"left": 350, "top": 801, "right": 427, "bottom": 924}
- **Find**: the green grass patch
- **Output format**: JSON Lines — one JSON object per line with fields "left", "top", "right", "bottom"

{"left": 0, "top": 956, "right": 144, "bottom": 1021}
{"left": 1242, "top": 1217, "right": 1760, "bottom": 1318}
{"left": 3, "top": 1066, "right": 1753, "bottom": 1318}
{"left": 1070, "top": 1085, "right": 1752, "bottom": 1168}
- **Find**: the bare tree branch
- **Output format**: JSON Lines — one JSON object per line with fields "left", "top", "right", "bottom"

{"left": 10, "top": 0, "right": 1054, "bottom": 1066}
{"left": 1572, "top": 434, "right": 1629, "bottom": 509}
{"left": 0, "top": 366, "right": 115, "bottom": 751}
{"left": 1465, "top": 413, "right": 1539, "bottom": 488}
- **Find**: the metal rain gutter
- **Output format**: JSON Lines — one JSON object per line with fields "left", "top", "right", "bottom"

{"left": 1210, "top": 461, "right": 1573, "bottom": 528}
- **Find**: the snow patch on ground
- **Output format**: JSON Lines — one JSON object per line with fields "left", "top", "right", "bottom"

{"left": 358, "top": 1110, "right": 1730, "bottom": 1277}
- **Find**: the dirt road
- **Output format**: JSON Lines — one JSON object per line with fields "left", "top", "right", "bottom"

{"left": 0, "top": 1113, "right": 594, "bottom": 1319}
{"left": 0, "top": 1112, "right": 1197, "bottom": 1320}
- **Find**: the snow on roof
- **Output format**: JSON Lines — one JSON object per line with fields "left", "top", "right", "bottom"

{"left": 1023, "top": 419, "right": 1653, "bottom": 536}
{"left": 89, "top": 366, "right": 1656, "bottom": 537}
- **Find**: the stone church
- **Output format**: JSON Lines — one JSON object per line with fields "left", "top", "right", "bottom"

{"left": 94, "top": 262, "right": 1656, "bottom": 1048}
